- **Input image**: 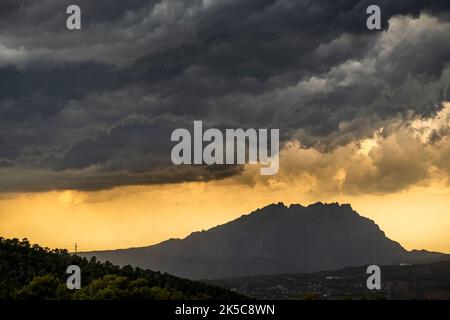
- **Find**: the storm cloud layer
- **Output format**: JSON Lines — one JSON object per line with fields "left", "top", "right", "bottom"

{"left": 0, "top": 0, "right": 449, "bottom": 193}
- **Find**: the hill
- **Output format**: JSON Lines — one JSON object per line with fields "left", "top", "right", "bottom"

{"left": 208, "top": 261, "right": 450, "bottom": 300}
{"left": 79, "top": 202, "right": 448, "bottom": 279}
{"left": 0, "top": 237, "right": 244, "bottom": 300}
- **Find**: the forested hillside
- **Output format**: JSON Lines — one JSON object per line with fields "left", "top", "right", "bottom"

{"left": 0, "top": 237, "right": 244, "bottom": 300}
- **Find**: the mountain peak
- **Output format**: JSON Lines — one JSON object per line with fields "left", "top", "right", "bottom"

{"left": 251, "top": 201, "right": 357, "bottom": 217}
{"left": 307, "top": 201, "right": 355, "bottom": 211}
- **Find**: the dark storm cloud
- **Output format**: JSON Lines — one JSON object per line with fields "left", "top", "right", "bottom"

{"left": 0, "top": 61, "right": 116, "bottom": 122}
{"left": 0, "top": 0, "right": 449, "bottom": 192}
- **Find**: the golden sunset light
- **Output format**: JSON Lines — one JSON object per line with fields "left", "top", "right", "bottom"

{"left": 1, "top": 1, "right": 450, "bottom": 305}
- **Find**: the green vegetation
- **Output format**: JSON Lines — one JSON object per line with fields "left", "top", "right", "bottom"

{"left": 0, "top": 237, "right": 245, "bottom": 300}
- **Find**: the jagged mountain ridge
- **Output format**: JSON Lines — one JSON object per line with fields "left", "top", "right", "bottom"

{"left": 79, "top": 202, "right": 446, "bottom": 279}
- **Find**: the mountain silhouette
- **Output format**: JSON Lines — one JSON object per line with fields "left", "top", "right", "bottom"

{"left": 79, "top": 202, "right": 448, "bottom": 279}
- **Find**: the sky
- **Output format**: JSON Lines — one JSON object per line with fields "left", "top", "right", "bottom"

{"left": 0, "top": 0, "right": 450, "bottom": 252}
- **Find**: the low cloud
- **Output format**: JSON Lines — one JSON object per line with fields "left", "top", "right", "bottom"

{"left": 240, "top": 103, "right": 450, "bottom": 195}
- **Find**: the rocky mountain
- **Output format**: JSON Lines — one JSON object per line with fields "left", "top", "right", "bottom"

{"left": 79, "top": 202, "right": 448, "bottom": 279}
